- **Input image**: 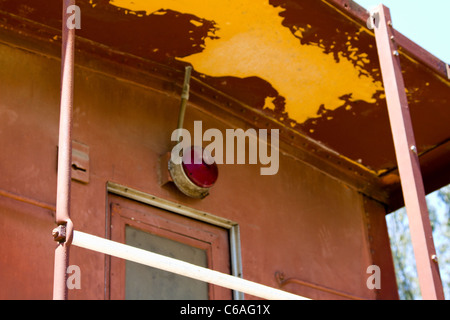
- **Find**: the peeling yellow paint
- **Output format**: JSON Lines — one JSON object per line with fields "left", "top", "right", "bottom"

{"left": 110, "top": 0, "right": 383, "bottom": 123}
{"left": 189, "top": 19, "right": 203, "bottom": 27}
{"left": 263, "top": 96, "right": 277, "bottom": 111}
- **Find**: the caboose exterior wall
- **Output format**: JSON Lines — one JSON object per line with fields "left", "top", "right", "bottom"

{"left": 0, "top": 37, "right": 398, "bottom": 300}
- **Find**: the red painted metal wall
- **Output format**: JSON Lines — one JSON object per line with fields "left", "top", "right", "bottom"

{"left": 0, "top": 34, "right": 398, "bottom": 299}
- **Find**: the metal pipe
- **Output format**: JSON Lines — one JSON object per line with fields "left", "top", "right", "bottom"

{"left": 275, "top": 272, "right": 365, "bottom": 300}
{"left": 72, "top": 230, "right": 308, "bottom": 300}
{"left": 370, "top": 4, "right": 444, "bottom": 300}
{"left": 0, "top": 188, "right": 56, "bottom": 212}
{"left": 53, "top": 0, "right": 76, "bottom": 300}
{"left": 176, "top": 66, "right": 192, "bottom": 142}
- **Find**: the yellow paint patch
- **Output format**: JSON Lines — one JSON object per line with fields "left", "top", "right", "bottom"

{"left": 263, "top": 97, "right": 277, "bottom": 111}
{"left": 110, "top": 0, "right": 382, "bottom": 123}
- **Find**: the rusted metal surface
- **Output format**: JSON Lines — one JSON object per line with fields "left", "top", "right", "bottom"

{"left": 0, "top": 196, "right": 55, "bottom": 299}
{"left": 0, "top": 0, "right": 447, "bottom": 301}
{"left": 361, "top": 196, "right": 399, "bottom": 299}
{"left": 371, "top": 4, "right": 444, "bottom": 300}
{"left": 0, "top": 0, "right": 448, "bottom": 210}
{"left": 53, "top": 0, "right": 76, "bottom": 300}
{"left": 327, "top": 0, "right": 449, "bottom": 80}
{"left": 0, "top": 35, "right": 396, "bottom": 300}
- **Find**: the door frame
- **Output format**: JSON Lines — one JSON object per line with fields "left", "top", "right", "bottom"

{"left": 105, "top": 181, "right": 244, "bottom": 300}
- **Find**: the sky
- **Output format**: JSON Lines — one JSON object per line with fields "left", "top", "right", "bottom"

{"left": 354, "top": 0, "right": 450, "bottom": 63}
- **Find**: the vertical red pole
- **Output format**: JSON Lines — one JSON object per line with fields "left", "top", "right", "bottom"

{"left": 371, "top": 4, "right": 444, "bottom": 300}
{"left": 53, "top": 0, "right": 75, "bottom": 300}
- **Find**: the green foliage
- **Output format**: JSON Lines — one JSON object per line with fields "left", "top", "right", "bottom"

{"left": 386, "top": 208, "right": 421, "bottom": 299}
{"left": 386, "top": 184, "right": 450, "bottom": 300}
{"left": 438, "top": 186, "right": 450, "bottom": 227}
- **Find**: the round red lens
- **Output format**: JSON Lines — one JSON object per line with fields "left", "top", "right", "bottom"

{"left": 182, "top": 146, "right": 218, "bottom": 188}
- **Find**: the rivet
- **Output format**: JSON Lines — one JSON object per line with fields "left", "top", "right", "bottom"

{"left": 393, "top": 50, "right": 399, "bottom": 56}
{"left": 410, "top": 145, "right": 417, "bottom": 153}
{"left": 431, "top": 254, "right": 438, "bottom": 263}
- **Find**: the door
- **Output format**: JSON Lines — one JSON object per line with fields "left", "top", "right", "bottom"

{"left": 108, "top": 194, "right": 232, "bottom": 299}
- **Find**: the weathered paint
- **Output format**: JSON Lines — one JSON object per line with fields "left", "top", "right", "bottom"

{"left": 109, "top": 0, "right": 382, "bottom": 124}
{"left": 1, "top": 0, "right": 448, "bottom": 182}
{"left": 0, "top": 38, "right": 398, "bottom": 300}
{"left": 1, "top": 0, "right": 447, "bottom": 301}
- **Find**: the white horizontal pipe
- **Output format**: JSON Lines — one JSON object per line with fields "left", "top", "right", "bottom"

{"left": 72, "top": 230, "right": 308, "bottom": 300}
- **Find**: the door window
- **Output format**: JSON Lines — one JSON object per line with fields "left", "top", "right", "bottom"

{"left": 109, "top": 195, "right": 232, "bottom": 300}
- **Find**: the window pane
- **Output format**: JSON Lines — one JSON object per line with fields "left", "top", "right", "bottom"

{"left": 125, "top": 226, "right": 209, "bottom": 300}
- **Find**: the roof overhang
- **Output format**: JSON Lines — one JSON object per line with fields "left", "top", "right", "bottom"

{"left": 0, "top": 0, "right": 448, "bottom": 211}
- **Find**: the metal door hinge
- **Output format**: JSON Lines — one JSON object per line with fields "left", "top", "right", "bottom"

{"left": 57, "top": 141, "right": 90, "bottom": 184}
{"left": 71, "top": 141, "right": 89, "bottom": 184}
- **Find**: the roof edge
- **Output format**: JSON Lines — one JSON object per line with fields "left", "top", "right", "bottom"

{"left": 325, "top": 0, "right": 450, "bottom": 81}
